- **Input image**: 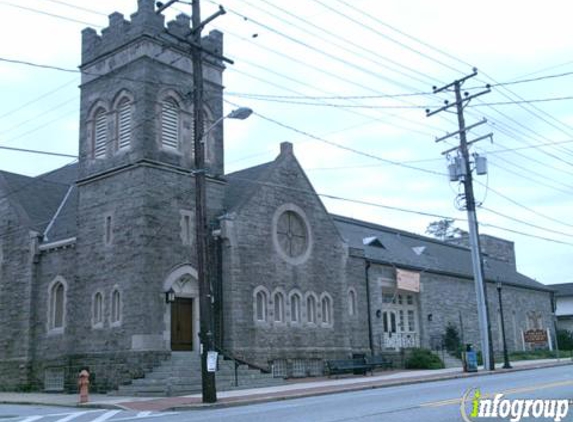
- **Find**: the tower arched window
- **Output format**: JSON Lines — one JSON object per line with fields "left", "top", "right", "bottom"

{"left": 93, "top": 108, "right": 108, "bottom": 159}
{"left": 117, "top": 97, "right": 132, "bottom": 150}
{"left": 306, "top": 294, "right": 317, "bottom": 324}
{"left": 48, "top": 278, "right": 66, "bottom": 332}
{"left": 348, "top": 289, "right": 357, "bottom": 316}
{"left": 321, "top": 294, "right": 332, "bottom": 326}
{"left": 93, "top": 292, "right": 103, "bottom": 327}
{"left": 289, "top": 292, "right": 301, "bottom": 323}
{"left": 254, "top": 288, "right": 268, "bottom": 323}
{"left": 273, "top": 291, "right": 285, "bottom": 323}
{"left": 111, "top": 288, "right": 121, "bottom": 325}
{"left": 161, "top": 98, "right": 180, "bottom": 149}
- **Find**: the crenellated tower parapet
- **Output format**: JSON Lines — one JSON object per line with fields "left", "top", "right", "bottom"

{"left": 78, "top": 0, "right": 225, "bottom": 179}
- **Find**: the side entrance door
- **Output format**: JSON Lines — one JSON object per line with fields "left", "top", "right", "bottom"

{"left": 171, "top": 298, "right": 193, "bottom": 351}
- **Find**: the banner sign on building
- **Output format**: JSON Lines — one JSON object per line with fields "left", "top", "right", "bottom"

{"left": 396, "top": 269, "right": 420, "bottom": 292}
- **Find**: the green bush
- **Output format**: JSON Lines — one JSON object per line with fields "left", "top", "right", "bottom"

{"left": 557, "top": 330, "right": 573, "bottom": 351}
{"left": 405, "top": 348, "right": 445, "bottom": 369}
{"left": 509, "top": 350, "right": 559, "bottom": 361}
{"left": 443, "top": 323, "right": 461, "bottom": 355}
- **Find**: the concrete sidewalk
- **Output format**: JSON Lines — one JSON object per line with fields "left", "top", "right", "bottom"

{"left": 1, "top": 358, "right": 571, "bottom": 412}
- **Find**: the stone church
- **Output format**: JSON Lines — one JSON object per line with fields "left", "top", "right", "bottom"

{"left": 0, "top": 0, "right": 555, "bottom": 393}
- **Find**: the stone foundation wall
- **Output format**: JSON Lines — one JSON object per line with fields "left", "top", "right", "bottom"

{"left": 29, "top": 351, "right": 170, "bottom": 393}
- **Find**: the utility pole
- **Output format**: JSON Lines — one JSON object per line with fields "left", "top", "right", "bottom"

{"left": 191, "top": 0, "right": 217, "bottom": 404}
{"left": 427, "top": 69, "right": 495, "bottom": 371}
{"left": 157, "top": 0, "right": 227, "bottom": 403}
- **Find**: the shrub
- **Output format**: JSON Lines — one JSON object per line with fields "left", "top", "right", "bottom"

{"left": 510, "top": 350, "right": 559, "bottom": 360}
{"left": 557, "top": 330, "right": 573, "bottom": 351}
{"left": 443, "top": 323, "right": 462, "bottom": 357}
{"left": 405, "top": 348, "right": 445, "bottom": 370}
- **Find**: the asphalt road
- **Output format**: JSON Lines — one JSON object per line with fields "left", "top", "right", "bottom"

{"left": 2, "top": 365, "right": 573, "bottom": 422}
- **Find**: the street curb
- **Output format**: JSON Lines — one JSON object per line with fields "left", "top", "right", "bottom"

{"left": 165, "top": 360, "right": 573, "bottom": 411}
{"left": 1, "top": 360, "right": 570, "bottom": 411}
{"left": 0, "top": 400, "right": 125, "bottom": 410}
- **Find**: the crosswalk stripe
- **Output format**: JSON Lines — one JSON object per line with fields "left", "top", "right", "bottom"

{"left": 136, "top": 412, "right": 152, "bottom": 417}
{"left": 90, "top": 410, "right": 121, "bottom": 422}
{"left": 54, "top": 411, "right": 92, "bottom": 422}
{"left": 19, "top": 417, "right": 43, "bottom": 422}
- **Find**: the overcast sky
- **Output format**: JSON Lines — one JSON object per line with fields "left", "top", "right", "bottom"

{"left": 0, "top": 0, "right": 572, "bottom": 285}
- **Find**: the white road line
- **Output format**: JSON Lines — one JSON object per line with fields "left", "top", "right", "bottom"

{"left": 136, "top": 412, "right": 152, "bottom": 417}
{"left": 111, "top": 412, "right": 179, "bottom": 422}
{"left": 19, "top": 417, "right": 43, "bottom": 422}
{"left": 54, "top": 411, "right": 92, "bottom": 422}
{"left": 89, "top": 410, "right": 121, "bottom": 422}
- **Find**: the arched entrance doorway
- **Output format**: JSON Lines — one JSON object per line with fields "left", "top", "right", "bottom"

{"left": 164, "top": 265, "right": 200, "bottom": 353}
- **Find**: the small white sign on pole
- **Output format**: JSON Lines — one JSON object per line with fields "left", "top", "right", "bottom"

{"left": 207, "top": 351, "right": 218, "bottom": 372}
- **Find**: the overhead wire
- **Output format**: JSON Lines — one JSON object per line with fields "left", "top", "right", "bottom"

{"left": 0, "top": 2, "right": 102, "bottom": 27}
{"left": 210, "top": 1, "right": 456, "bottom": 133}
{"left": 474, "top": 179, "right": 573, "bottom": 230}
{"left": 40, "top": 0, "right": 108, "bottom": 17}
{"left": 0, "top": 77, "right": 79, "bottom": 121}
{"left": 247, "top": 0, "right": 444, "bottom": 88}
{"left": 2, "top": 1, "right": 568, "bottom": 252}
{"left": 323, "top": 0, "right": 573, "bottom": 164}
{"left": 330, "top": 0, "right": 573, "bottom": 156}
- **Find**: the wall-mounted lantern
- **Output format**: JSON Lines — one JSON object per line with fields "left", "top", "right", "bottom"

{"left": 165, "top": 288, "right": 176, "bottom": 304}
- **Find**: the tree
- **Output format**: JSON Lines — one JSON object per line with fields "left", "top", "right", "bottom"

{"left": 443, "top": 323, "right": 461, "bottom": 356}
{"left": 425, "top": 218, "right": 464, "bottom": 241}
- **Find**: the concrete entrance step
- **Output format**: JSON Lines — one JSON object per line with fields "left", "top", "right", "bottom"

{"left": 115, "top": 352, "right": 284, "bottom": 397}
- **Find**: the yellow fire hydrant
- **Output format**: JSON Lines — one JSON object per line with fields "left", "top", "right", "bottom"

{"left": 78, "top": 369, "right": 90, "bottom": 404}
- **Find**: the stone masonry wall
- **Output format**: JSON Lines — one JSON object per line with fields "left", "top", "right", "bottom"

{"left": 0, "top": 188, "right": 36, "bottom": 390}
{"left": 221, "top": 146, "right": 370, "bottom": 367}
{"left": 419, "top": 273, "right": 553, "bottom": 354}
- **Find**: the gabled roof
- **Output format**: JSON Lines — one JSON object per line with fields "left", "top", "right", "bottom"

{"left": 0, "top": 163, "right": 78, "bottom": 241}
{"left": 550, "top": 283, "right": 573, "bottom": 297}
{"left": 224, "top": 161, "right": 274, "bottom": 213}
{"left": 333, "top": 214, "right": 551, "bottom": 292}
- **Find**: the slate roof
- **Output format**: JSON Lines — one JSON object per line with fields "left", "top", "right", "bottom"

{"left": 332, "top": 214, "right": 551, "bottom": 292}
{"left": 550, "top": 283, "right": 573, "bottom": 297}
{"left": 0, "top": 163, "right": 78, "bottom": 242}
{"left": 224, "top": 161, "right": 274, "bottom": 213}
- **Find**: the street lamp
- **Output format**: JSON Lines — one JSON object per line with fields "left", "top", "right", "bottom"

{"left": 203, "top": 107, "right": 253, "bottom": 139}
{"left": 496, "top": 279, "right": 512, "bottom": 369}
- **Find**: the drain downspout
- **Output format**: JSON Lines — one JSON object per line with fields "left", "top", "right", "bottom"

{"left": 365, "top": 260, "right": 374, "bottom": 354}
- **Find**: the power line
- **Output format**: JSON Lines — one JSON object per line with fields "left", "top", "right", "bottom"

{"left": 315, "top": 0, "right": 466, "bottom": 75}
{"left": 316, "top": 0, "right": 573, "bottom": 161}
{"left": 0, "top": 57, "right": 79, "bottom": 74}
{"left": 0, "top": 96, "right": 78, "bottom": 135}
{"left": 0, "top": 2, "right": 102, "bottom": 27}
{"left": 224, "top": 98, "right": 447, "bottom": 178}
{"left": 212, "top": 0, "right": 455, "bottom": 126}
{"left": 224, "top": 55, "right": 439, "bottom": 137}
{"left": 0, "top": 77, "right": 78, "bottom": 121}
{"left": 474, "top": 179, "right": 573, "bottom": 230}
{"left": 225, "top": 175, "right": 573, "bottom": 247}
{"left": 229, "top": 92, "right": 573, "bottom": 109}
{"left": 486, "top": 157, "right": 573, "bottom": 196}
{"left": 330, "top": 0, "right": 573, "bottom": 157}
{"left": 0, "top": 145, "right": 76, "bottom": 158}
{"left": 1, "top": 107, "right": 78, "bottom": 146}
{"left": 226, "top": 91, "right": 432, "bottom": 100}
{"left": 491, "top": 70, "right": 573, "bottom": 88}
{"left": 480, "top": 206, "right": 573, "bottom": 239}
{"left": 246, "top": 0, "right": 442, "bottom": 89}
{"left": 41, "top": 0, "right": 108, "bottom": 16}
